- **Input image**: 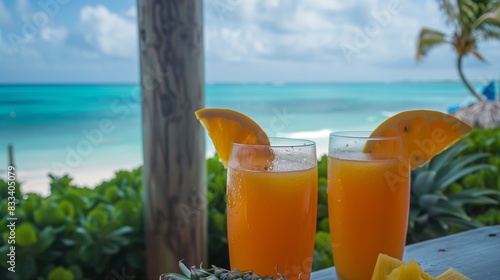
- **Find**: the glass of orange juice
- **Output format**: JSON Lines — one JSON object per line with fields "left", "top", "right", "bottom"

{"left": 328, "top": 131, "right": 410, "bottom": 280}
{"left": 227, "top": 137, "right": 318, "bottom": 279}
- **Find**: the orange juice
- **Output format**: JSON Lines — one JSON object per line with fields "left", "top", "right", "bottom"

{"left": 328, "top": 153, "right": 410, "bottom": 280}
{"left": 227, "top": 165, "right": 318, "bottom": 278}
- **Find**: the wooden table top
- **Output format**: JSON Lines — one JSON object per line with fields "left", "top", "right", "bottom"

{"left": 311, "top": 225, "right": 500, "bottom": 279}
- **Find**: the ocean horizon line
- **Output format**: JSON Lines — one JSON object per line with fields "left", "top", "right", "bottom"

{"left": 1, "top": 79, "right": 494, "bottom": 87}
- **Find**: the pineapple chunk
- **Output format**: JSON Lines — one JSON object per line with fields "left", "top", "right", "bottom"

{"left": 386, "top": 260, "right": 434, "bottom": 280}
{"left": 371, "top": 254, "right": 403, "bottom": 280}
{"left": 435, "top": 268, "right": 471, "bottom": 280}
{"left": 370, "top": 253, "right": 472, "bottom": 280}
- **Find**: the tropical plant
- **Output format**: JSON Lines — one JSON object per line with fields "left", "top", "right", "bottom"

{"left": 0, "top": 169, "right": 145, "bottom": 280}
{"left": 416, "top": 0, "right": 500, "bottom": 101}
{"left": 407, "top": 141, "right": 499, "bottom": 243}
{"left": 206, "top": 155, "right": 229, "bottom": 269}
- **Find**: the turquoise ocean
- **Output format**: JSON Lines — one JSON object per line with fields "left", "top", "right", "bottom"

{"left": 0, "top": 83, "right": 484, "bottom": 195}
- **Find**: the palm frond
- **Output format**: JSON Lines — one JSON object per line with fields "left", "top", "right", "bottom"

{"left": 438, "top": 0, "right": 459, "bottom": 23}
{"left": 471, "top": 8, "right": 500, "bottom": 30}
{"left": 416, "top": 28, "right": 450, "bottom": 60}
{"left": 477, "top": 30, "right": 500, "bottom": 40}
{"left": 473, "top": 20, "right": 500, "bottom": 41}
{"left": 470, "top": 48, "right": 487, "bottom": 61}
{"left": 458, "top": 0, "right": 481, "bottom": 25}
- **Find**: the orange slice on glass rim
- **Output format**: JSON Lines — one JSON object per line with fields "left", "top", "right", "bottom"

{"left": 194, "top": 108, "right": 271, "bottom": 167}
{"left": 366, "top": 110, "right": 472, "bottom": 170}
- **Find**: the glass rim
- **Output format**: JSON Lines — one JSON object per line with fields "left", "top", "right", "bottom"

{"left": 329, "top": 131, "right": 402, "bottom": 141}
{"left": 232, "top": 137, "right": 316, "bottom": 148}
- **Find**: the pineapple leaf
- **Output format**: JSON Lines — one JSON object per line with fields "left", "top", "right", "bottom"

{"left": 163, "top": 273, "right": 191, "bottom": 280}
{"left": 191, "top": 267, "right": 213, "bottom": 278}
{"left": 428, "top": 142, "right": 468, "bottom": 171}
{"left": 412, "top": 171, "right": 437, "bottom": 196}
{"left": 458, "top": 188, "right": 500, "bottom": 197}
{"left": 427, "top": 219, "right": 448, "bottom": 235}
{"left": 409, "top": 208, "right": 421, "bottom": 222}
{"left": 448, "top": 189, "right": 500, "bottom": 205}
{"left": 418, "top": 193, "right": 446, "bottom": 209}
{"left": 436, "top": 216, "right": 482, "bottom": 229}
{"left": 179, "top": 261, "right": 192, "bottom": 278}
{"left": 414, "top": 212, "right": 429, "bottom": 224}
{"left": 428, "top": 200, "right": 469, "bottom": 220}
{"left": 435, "top": 164, "right": 495, "bottom": 191}
{"left": 189, "top": 269, "right": 199, "bottom": 280}
{"left": 436, "top": 152, "right": 491, "bottom": 182}
{"left": 448, "top": 195, "right": 498, "bottom": 205}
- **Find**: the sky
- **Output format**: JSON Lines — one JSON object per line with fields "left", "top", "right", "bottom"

{"left": 0, "top": 0, "right": 499, "bottom": 84}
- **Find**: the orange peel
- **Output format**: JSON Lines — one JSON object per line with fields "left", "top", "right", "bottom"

{"left": 366, "top": 110, "right": 472, "bottom": 170}
{"left": 194, "top": 108, "right": 270, "bottom": 167}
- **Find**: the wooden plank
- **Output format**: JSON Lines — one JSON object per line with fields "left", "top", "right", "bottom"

{"left": 138, "top": 0, "right": 206, "bottom": 278}
{"left": 311, "top": 225, "right": 500, "bottom": 280}
{"left": 403, "top": 225, "right": 500, "bottom": 279}
{"left": 8, "top": 144, "right": 14, "bottom": 167}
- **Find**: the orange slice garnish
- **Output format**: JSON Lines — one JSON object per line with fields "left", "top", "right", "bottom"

{"left": 366, "top": 110, "right": 472, "bottom": 170}
{"left": 194, "top": 108, "right": 270, "bottom": 167}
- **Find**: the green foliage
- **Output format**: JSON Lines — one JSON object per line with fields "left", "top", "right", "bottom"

{"left": 0, "top": 168, "right": 144, "bottom": 280}
{"left": 206, "top": 155, "right": 229, "bottom": 268}
{"left": 457, "top": 127, "right": 500, "bottom": 223}
{"left": 459, "top": 128, "right": 500, "bottom": 190}
{"left": 407, "top": 141, "right": 499, "bottom": 243}
{"left": 313, "top": 155, "right": 332, "bottom": 270}
{"left": 48, "top": 267, "right": 74, "bottom": 280}
{"left": 15, "top": 222, "right": 37, "bottom": 247}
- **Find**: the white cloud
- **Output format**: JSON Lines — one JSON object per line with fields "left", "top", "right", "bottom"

{"left": 205, "top": 0, "right": 449, "bottom": 65}
{"left": 205, "top": 0, "right": 386, "bottom": 63}
{"left": 78, "top": 5, "right": 137, "bottom": 58}
{"left": 41, "top": 26, "right": 68, "bottom": 44}
{"left": 0, "top": 0, "right": 11, "bottom": 24}
{"left": 124, "top": 6, "right": 136, "bottom": 18}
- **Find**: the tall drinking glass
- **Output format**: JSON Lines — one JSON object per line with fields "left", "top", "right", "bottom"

{"left": 328, "top": 132, "right": 410, "bottom": 280}
{"left": 227, "top": 138, "right": 318, "bottom": 279}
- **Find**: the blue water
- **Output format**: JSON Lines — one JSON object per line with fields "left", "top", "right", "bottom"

{"left": 205, "top": 83, "right": 477, "bottom": 134}
{"left": 0, "top": 82, "right": 483, "bottom": 193}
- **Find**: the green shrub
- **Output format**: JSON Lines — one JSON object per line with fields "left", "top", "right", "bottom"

{"left": 0, "top": 169, "right": 144, "bottom": 280}
{"left": 206, "top": 155, "right": 229, "bottom": 268}
{"left": 459, "top": 128, "right": 500, "bottom": 191}
{"left": 456, "top": 128, "right": 500, "bottom": 222}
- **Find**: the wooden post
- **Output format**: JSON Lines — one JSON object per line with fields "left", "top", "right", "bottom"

{"left": 8, "top": 144, "right": 14, "bottom": 168}
{"left": 138, "top": 0, "right": 206, "bottom": 278}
